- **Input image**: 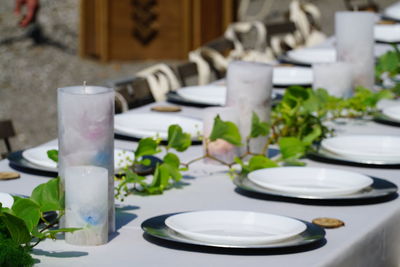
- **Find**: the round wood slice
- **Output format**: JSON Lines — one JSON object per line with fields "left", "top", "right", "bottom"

{"left": 151, "top": 105, "right": 182, "bottom": 112}
{"left": 0, "top": 172, "right": 20, "bottom": 180}
{"left": 312, "top": 217, "right": 345, "bottom": 229}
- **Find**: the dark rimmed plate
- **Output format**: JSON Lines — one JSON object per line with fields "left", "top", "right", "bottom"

{"left": 307, "top": 148, "right": 400, "bottom": 169}
{"left": 167, "top": 91, "right": 283, "bottom": 108}
{"left": 141, "top": 212, "right": 325, "bottom": 250}
{"left": 234, "top": 175, "right": 397, "bottom": 203}
{"left": 7, "top": 150, "right": 57, "bottom": 177}
{"left": 374, "top": 113, "right": 400, "bottom": 127}
{"left": 278, "top": 54, "right": 312, "bottom": 67}
{"left": 166, "top": 92, "right": 220, "bottom": 108}
{"left": 7, "top": 150, "right": 161, "bottom": 177}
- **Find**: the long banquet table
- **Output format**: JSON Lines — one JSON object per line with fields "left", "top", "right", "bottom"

{"left": 1, "top": 101, "right": 400, "bottom": 267}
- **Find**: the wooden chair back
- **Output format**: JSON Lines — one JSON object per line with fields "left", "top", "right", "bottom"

{"left": 176, "top": 62, "right": 199, "bottom": 87}
{"left": 0, "top": 120, "right": 15, "bottom": 158}
{"left": 106, "top": 77, "right": 154, "bottom": 114}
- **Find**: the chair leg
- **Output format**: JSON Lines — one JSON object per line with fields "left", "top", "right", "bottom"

{"left": 4, "top": 138, "right": 12, "bottom": 153}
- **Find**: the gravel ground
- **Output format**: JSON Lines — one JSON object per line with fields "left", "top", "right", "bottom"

{"left": 0, "top": 0, "right": 398, "bottom": 153}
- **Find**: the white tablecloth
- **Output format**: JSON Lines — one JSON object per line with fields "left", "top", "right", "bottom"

{"left": 1, "top": 102, "right": 400, "bottom": 267}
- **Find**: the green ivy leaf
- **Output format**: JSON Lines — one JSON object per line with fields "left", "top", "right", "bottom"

{"left": 11, "top": 198, "right": 41, "bottom": 232}
{"left": 209, "top": 115, "right": 241, "bottom": 146}
{"left": 279, "top": 137, "right": 306, "bottom": 160}
{"left": 250, "top": 112, "right": 269, "bottom": 138}
{"left": 47, "top": 149, "right": 58, "bottom": 163}
{"left": 302, "top": 125, "right": 322, "bottom": 146}
{"left": 167, "top": 125, "right": 192, "bottom": 152}
{"left": 135, "top": 138, "right": 159, "bottom": 158}
{"left": 163, "top": 153, "right": 180, "bottom": 168}
{"left": 31, "top": 177, "right": 62, "bottom": 212}
{"left": 247, "top": 155, "right": 278, "bottom": 172}
{"left": 0, "top": 209, "right": 31, "bottom": 245}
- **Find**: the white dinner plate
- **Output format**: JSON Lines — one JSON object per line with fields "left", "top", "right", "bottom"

{"left": 22, "top": 146, "right": 134, "bottom": 171}
{"left": 385, "top": 2, "right": 400, "bottom": 21}
{"left": 374, "top": 24, "right": 400, "bottom": 43}
{"left": 287, "top": 48, "right": 336, "bottom": 64}
{"left": 115, "top": 113, "right": 202, "bottom": 140}
{"left": 382, "top": 105, "right": 400, "bottom": 121}
{"left": 165, "top": 210, "right": 306, "bottom": 246}
{"left": 273, "top": 66, "right": 313, "bottom": 86}
{"left": 0, "top": 192, "right": 14, "bottom": 208}
{"left": 177, "top": 85, "right": 226, "bottom": 106}
{"left": 248, "top": 167, "right": 373, "bottom": 197}
{"left": 321, "top": 135, "right": 400, "bottom": 163}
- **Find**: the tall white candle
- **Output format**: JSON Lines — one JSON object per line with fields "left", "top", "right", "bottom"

{"left": 65, "top": 166, "right": 108, "bottom": 246}
{"left": 313, "top": 62, "right": 353, "bottom": 98}
{"left": 58, "top": 86, "right": 115, "bottom": 237}
{"left": 335, "top": 11, "right": 375, "bottom": 89}
{"left": 203, "top": 107, "right": 240, "bottom": 164}
{"left": 226, "top": 61, "right": 273, "bottom": 154}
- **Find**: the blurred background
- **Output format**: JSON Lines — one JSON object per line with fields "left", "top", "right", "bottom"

{"left": 0, "top": 0, "right": 397, "bottom": 153}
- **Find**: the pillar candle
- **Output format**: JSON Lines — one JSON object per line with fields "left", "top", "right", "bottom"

{"left": 58, "top": 86, "right": 115, "bottom": 238}
{"left": 203, "top": 107, "right": 240, "bottom": 164}
{"left": 226, "top": 61, "right": 273, "bottom": 154}
{"left": 65, "top": 166, "right": 108, "bottom": 245}
{"left": 312, "top": 62, "right": 353, "bottom": 98}
{"left": 335, "top": 11, "right": 375, "bottom": 89}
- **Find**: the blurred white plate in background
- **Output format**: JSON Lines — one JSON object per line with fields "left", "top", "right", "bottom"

{"left": 321, "top": 135, "right": 400, "bottom": 163}
{"left": 248, "top": 167, "right": 373, "bottom": 197}
{"left": 115, "top": 113, "right": 202, "bottom": 140}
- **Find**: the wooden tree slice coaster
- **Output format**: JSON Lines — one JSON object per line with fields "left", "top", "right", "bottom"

{"left": 151, "top": 105, "right": 182, "bottom": 112}
{"left": 378, "top": 20, "right": 396, "bottom": 25}
{"left": 312, "top": 217, "right": 345, "bottom": 229}
{"left": 0, "top": 172, "right": 20, "bottom": 180}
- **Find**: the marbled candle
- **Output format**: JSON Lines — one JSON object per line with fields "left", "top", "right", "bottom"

{"left": 65, "top": 166, "right": 108, "bottom": 245}
{"left": 203, "top": 107, "right": 240, "bottom": 164}
{"left": 313, "top": 62, "right": 353, "bottom": 98}
{"left": 58, "top": 86, "right": 115, "bottom": 239}
{"left": 335, "top": 11, "right": 375, "bottom": 89}
{"left": 226, "top": 61, "right": 273, "bottom": 154}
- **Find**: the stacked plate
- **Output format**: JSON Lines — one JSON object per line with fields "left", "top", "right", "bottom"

{"left": 172, "top": 67, "right": 313, "bottom": 106}
{"left": 273, "top": 66, "right": 313, "bottom": 87}
{"left": 285, "top": 48, "right": 336, "bottom": 65}
{"left": 115, "top": 113, "right": 202, "bottom": 140}
{"left": 248, "top": 167, "right": 373, "bottom": 197}
{"left": 374, "top": 24, "right": 400, "bottom": 43}
{"left": 142, "top": 210, "right": 326, "bottom": 249}
{"left": 384, "top": 2, "right": 400, "bottom": 21}
{"left": 382, "top": 105, "right": 400, "bottom": 122}
{"left": 164, "top": 210, "right": 307, "bottom": 246}
{"left": 22, "top": 145, "right": 135, "bottom": 171}
{"left": 176, "top": 85, "right": 226, "bottom": 106}
{"left": 321, "top": 135, "right": 400, "bottom": 164}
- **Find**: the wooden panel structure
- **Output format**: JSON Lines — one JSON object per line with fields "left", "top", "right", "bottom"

{"left": 80, "top": 0, "right": 236, "bottom": 61}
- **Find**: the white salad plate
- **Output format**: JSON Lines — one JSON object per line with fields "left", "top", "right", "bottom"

{"left": 384, "top": 2, "right": 400, "bottom": 21}
{"left": 273, "top": 66, "right": 313, "bottom": 86}
{"left": 374, "top": 24, "right": 400, "bottom": 43}
{"left": 248, "top": 167, "right": 373, "bottom": 197}
{"left": 22, "top": 145, "right": 135, "bottom": 171}
{"left": 382, "top": 105, "right": 400, "bottom": 121}
{"left": 286, "top": 48, "right": 336, "bottom": 65}
{"left": 115, "top": 113, "right": 202, "bottom": 140}
{"left": 164, "top": 210, "right": 306, "bottom": 246}
{"left": 321, "top": 135, "right": 400, "bottom": 163}
{"left": 0, "top": 192, "right": 14, "bottom": 208}
{"left": 176, "top": 85, "right": 226, "bottom": 106}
